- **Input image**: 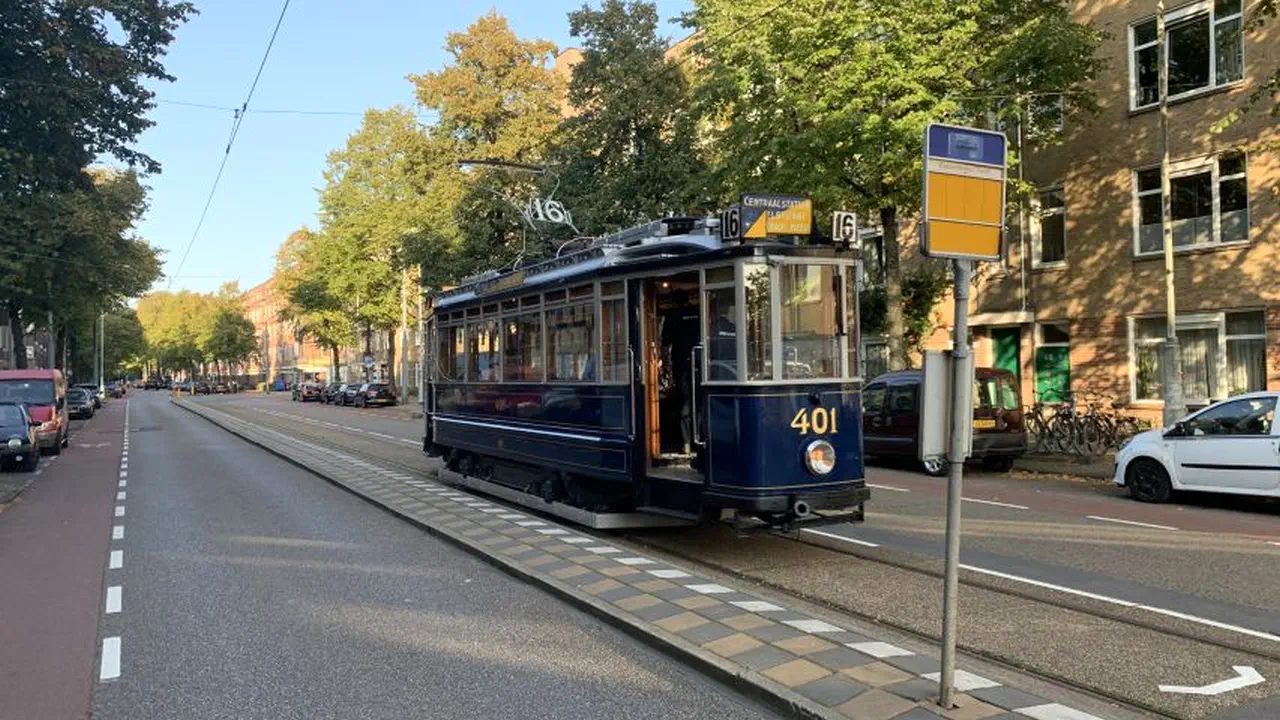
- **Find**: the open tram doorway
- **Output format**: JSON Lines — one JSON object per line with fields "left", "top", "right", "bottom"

{"left": 641, "top": 272, "right": 701, "bottom": 470}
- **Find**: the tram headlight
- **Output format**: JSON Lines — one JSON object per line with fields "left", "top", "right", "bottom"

{"left": 803, "top": 439, "right": 836, "bottom": 476}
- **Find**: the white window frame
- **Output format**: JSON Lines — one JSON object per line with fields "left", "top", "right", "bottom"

{"left": 1031, "top": 187, "right": 1067, "bottom": 268}
{"left": 1036, "top": 322, "right": 1070, "bottom": 348}
{"left": 1128, "top": 0, "right": 1246, "bottom": 112}
{"left": 1131, "top": 151, "right": 1250, "bottom": 256}
{"left": 1127, "top": 309, "right": 1267, "bottom": 404}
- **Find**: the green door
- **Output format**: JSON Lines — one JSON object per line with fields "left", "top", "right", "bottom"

{"left": 1035, "top": 347, "right": 1070, "bottom": 403}
{"left": 992, "top": 328, "right": 1020, "bottom": 377}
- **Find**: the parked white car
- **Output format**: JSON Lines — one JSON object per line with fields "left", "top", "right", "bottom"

{"left": 1114, "top": 392, "right": 1280, "bottom": 503}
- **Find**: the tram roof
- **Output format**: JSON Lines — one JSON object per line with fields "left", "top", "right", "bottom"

{"left": 435, "top": 216, "right": 845, "bottom": 310}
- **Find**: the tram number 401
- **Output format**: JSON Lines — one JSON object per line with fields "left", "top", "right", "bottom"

{"left": 790, "top": 407, "right": 838, "bottom": 435}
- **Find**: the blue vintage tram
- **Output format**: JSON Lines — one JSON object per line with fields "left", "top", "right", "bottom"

{"left": 423, "top": 214, "right": 869, "bottom": 528}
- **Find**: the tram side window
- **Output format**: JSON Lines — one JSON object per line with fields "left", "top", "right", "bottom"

{"left": 745, "top": 265, "right": 772, "bottom": 380}
{"left": 706, "top": 287, "right": 737, "bottom": 381}
{"left": 547, "top": 304, "right": 596, "bottom": 382}
{"left": 467, "top": 319, "right": 500, "bottom": 382}
{"left": 845, "top": 267, "right": 859, "bottom": 377}
{"left": 504, "top": 312, "right": 543, "bottom": 382}
{"left": 600, "top": 298, "right": 627, "bottom": 382}
{"left": 781, "top": 264, "right": 839, "bottom": 379}
{"left": 438, "top": 324, "right": 465, "bottom": 381}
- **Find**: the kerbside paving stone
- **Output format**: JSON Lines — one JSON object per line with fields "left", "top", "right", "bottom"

{"left": 176, "top": 398, "right": 1127, "bottom": 720}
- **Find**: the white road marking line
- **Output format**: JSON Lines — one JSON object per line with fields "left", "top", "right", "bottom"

{"left": 960, "top": 563, "right": 1280, "bottom": 644}
{"left": 1086, "top": 515, "right": 1177, "bottom": 531}
{"left": 785, "top": 619, "right": 844, "bottom": 633}
{"left": 118, "top": 480, "right": 126, "bottom": 488}
{"left": 536, "top": 528, "right": 570, "bottom": 535}
{"left": 922, "top": 669, "right": 1000, "bottom": 691}
{"left": 99, "top": 637, "right": 121, "bottom": 680}
{"left": 479, "top": 508, "right": 506, "bottom": 514}
{"left": 112, "top": 526, "right": 123, "bottom": 540}
{"left": 515, "top": 520, "right": 546, "bottom": 527}
{"left": 1158, "top": 665, "right": 1265, "bottom": 695}
{"left": 848, "top": 641, "right": 913, "bottom": 658}
{"left": 497, "top": 514, "right": 524, "bottom": 520}
{"left": 615, "top": 557, "right": 655, "bottom": 566}
{"left": 648, "top": 569, "right": 692, "bottom": 579}
{"left": 867, "top": 483, "right": 910, "bottom": 493}
{"left": 116, "top": 492, "right": 126, "bottom": 501}
{"left": 732, "top": 600, "right": 784, "bottom": 612}
{"left": 560, "top": 537, "right": 593, "bottom": 544}
{"left": 114, "top": 506, "right": 125, "bottom": 517}
{"left": 586, "top": 546, "right": 622, "bottom": 554}
{"left": 108, "top": 550, "right": 123, "bottom": 569}
{"left": 119, "top": 470, "right": 127, "bottom": 478}
{"left": 963, "top": 497, "right": 1029, "bottom": 510}
{"left": 686, "top": 583, "right": 733, "bottom": 594}
{"left": 801, "top": 528, "right": 880, "bottom": 548}
{"left": 1268, "top": 541, "right": 1280, "bottom": 547}
{"left": 1013, "top": 703, "right": 1104, "bottom": 720}
{"left": 105, "top": 586, "right": 122, "bottom": 614}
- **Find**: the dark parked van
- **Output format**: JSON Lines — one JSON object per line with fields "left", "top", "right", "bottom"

{"left": 862, "top": 367, "right": 1026, "bottom": 476}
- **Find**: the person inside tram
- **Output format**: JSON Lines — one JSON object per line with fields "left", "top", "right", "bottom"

{"left": 661, "top": 289, "right": 700, "bottom": 455}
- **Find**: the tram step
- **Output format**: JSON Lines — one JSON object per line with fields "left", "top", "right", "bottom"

{"left": 636, "top": 506, "right": 700, "bottom": 522}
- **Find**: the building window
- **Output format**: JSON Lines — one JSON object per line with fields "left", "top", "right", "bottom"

{"left": 1035, "top": 323, "right": 1071, "bottom": 403}
{"left": 1130, "top": 0, "right": 1243, "bottom": 111}
{"left": 1134, "top": 152, "right": 1248, "bottom": 255}
{"left": 1033, "top": 188, "right": 1066, "bottom": 266}
{"left": 1130, "top": 310, "right": 1266, "bottom": 403}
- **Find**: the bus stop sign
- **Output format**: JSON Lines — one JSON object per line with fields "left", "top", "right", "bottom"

{"left": 921, "top": 123, "right": 1006, "bottom": 261}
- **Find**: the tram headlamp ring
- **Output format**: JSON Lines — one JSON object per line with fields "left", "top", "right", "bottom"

{"left": 803, "top": 439, "right": 836, "bottom": 476}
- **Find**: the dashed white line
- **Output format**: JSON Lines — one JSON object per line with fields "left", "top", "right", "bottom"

{"left": 108, "top": 550, "right": 123, "bottom": 569}
{"left": 114, "top": 506, "right": 125, "bottom": 517}
{"left": 118, "top": 480, "right": 126, "bottom": 488}
{"left": 615, "top": 557, "right": 655, "bottom": 566}
{"left": 105, "top": 586, "right": 122, "bottom": 614}
{"left": 686, "top": 583, "right": 733, "bottom": 594}
{"left": 586, "top": 546, "right": 622, "bottom": 554}
{"left": 515, "top": 520, "right": 546, "bottom": 527}
{"left": 560, "top": 537, "right": 593, "bottom": 544}
{"left": 116, "top": 492, "right": 126, "bottom": 501}
{"left": 921, "top": 669, "right": 1000, "bottom": 691}
{"left": 112, "top": 525, "right": 124, "bottom": 540}
{"left": 959, "top": 563, "right": 1280, "bottom": 644}
{"left": 963, "top": 497, "right": 1029, "bottom": 510}
{"left": 867, "top": 483, "right": 910, "bottom": 493}
{"left": 1086, "top": 515, "right": 1177, "bottom": 531}
{"left": 535, "top": 528, "right": 569, "bottom": 535}
{"left": 648, "top": 569, "right": 692, "bottom": 579}
{"left": 1267, "top": 541, "right": 1280, "bottom": 547}
{"left": 732, "top": 600, "right": 784, "bottom": 612}
{"left": 801, "top": 528, "right": 880, "bottom": 548}
{"left": 99, "top": 637, "right": 121, "bottom": 680}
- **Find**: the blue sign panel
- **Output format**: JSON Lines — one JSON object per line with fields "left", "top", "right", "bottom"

{"left": 926, "top": 124, "right": 1006, "bottom": 167}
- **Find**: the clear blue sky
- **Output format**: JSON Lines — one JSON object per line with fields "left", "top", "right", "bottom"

{"left": 136, "top": 0, "right": 694, "bottom": 294}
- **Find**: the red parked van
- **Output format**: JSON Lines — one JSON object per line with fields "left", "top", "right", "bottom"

{"left": 0, "top": 369, "right": 69, "bottom": 454}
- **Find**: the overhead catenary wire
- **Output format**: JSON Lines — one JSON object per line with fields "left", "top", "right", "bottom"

{"left": 167, "top": 0, "right": 292, "bottom": 289}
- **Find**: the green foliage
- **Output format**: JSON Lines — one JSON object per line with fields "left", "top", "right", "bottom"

{"left": 135, "top": 285, "right": 259, "bottom": 376}
{"left": 274, "top": 227, "right": 357, "bottom": 360}
{"left": 547, "top": 0, "right": 709, "bottom": 233}
{"left": 204, "top": 306, "right": 258, "bottom": 369}
{"left": 859, "top": 265, "right": 952, "bottom": 358}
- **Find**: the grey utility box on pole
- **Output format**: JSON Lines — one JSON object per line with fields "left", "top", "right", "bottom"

{"left": 918, "top": 350, "right": 974, "bottom": 465}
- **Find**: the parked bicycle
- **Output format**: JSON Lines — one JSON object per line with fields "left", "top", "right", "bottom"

{"left": 1024, "top": 392, "right": 1151, "bottom": 457}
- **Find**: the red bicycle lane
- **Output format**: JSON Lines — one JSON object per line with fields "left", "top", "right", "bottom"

{"left": 0, "top": 400, "right": 125, "bottom": 720}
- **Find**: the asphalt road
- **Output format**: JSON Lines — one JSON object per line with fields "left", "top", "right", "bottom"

{"left": 92, "top": 392, "right": 779, "bottom": 720}
{"left": 194, "top": 392, "right": 1280, "bottom": 719}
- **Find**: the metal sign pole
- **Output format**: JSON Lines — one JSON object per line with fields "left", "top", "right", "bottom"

{"left": 939, "top": 258, "right": 972, "bottom": 708}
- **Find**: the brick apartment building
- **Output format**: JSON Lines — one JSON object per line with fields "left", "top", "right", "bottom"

{"left": 241, "top": 277, "right": 332, "bottom": 385}
{"left": 956, "top": 0, "right": 1278, "bottom": 423}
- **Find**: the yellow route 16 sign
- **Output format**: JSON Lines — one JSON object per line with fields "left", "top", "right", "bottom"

{"left": 920, "top": 123, "right": 1007, "bottom": 261}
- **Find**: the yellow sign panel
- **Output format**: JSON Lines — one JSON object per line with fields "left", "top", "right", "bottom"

{"left": 921, "top": 123, "right": 1007, "bottom": 261}
{"left": 739, "top": 194, "right": 813, "bottom": 239}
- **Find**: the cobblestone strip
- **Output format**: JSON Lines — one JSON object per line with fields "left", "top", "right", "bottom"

{"left": 177, "top": 398, "right": 1114, "bottom": 720}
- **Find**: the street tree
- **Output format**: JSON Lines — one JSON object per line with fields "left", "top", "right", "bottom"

{"left": 204, "top": 306, "right": 258, "bottom": 379}
{"left": 410, "top": 10, "right": 565, "bottom": 268}
{"left": 548, "top": 0, "right": 709, "bottom": 234}
{"left": 274, "top": 228, "right": 357, "bottom": 382}
{"left": 687, "top": 0, "right": 1104, "bottom": 369}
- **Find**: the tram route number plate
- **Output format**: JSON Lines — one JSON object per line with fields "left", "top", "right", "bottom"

{"left": 790, "top": 407, "right": 838, "bottom": 435}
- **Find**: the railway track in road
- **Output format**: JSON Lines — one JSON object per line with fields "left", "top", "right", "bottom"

{"left": 204, "top": 399, "right": 1280, "bottom": 719}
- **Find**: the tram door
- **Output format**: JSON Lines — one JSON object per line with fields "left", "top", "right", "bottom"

{"left": 641, "top": 273, "right": 702, "bottom": 469}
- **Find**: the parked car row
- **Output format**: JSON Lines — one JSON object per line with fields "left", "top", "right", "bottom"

{"left": 0, "top": 369, "right": 94, "bottom": 472}
{"left": 292, "top": 381, "right": 397, "bottom": 408}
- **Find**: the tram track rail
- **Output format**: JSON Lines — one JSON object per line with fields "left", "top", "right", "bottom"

{"left": 208, "top": 400, "right": 1279, "bottom": 719}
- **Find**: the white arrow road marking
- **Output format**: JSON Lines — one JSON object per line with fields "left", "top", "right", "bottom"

{"left": 1159, "top": 666, "right": 1265, "bottom": 695}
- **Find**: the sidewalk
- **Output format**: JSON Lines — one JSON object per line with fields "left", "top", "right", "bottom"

{"left": 1013, "top": 453, "right": 1114, "bottom": 480}
{"left": 177, "top": 398, "right": 1138, "bottom": 720}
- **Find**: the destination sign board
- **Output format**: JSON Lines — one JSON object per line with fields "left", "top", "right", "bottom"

{"left": 736, "top": 193, "right": 812, "bottom": 238}
{"left": 921, "top": 123, "right": 1007, "bottom": 261}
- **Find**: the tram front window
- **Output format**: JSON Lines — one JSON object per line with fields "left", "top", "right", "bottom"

{"left": 706, "top": 287, "right": 737, "bottom": 381}
{"left": 781, "top": 264, "right": 840, "bottom": 379}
